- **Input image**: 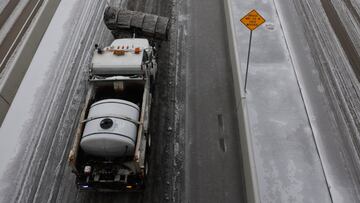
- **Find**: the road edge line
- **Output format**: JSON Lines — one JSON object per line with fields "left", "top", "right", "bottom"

{"left": 223, "top": 0, "right": 260, "bottom": 202}
{"left": 0, "top": 0, "right": 61, "bottom": 125}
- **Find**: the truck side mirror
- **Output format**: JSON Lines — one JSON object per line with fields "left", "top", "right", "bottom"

{"left": 95, "top": 44, "right": 103, "bottom": 54}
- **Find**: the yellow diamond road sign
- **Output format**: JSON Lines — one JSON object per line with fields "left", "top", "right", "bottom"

{"left": 240, "top": 9, "right": 266, "bottom": 31}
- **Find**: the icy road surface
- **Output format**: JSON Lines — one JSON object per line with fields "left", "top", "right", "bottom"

{"left": 0, "top": 0, "right": 360, "bottom": 202}
{"left": 0, "top": 0, "right": 44, "bottom": 74}
{"left": 182, "top": 0, "right": 247, "bottom": 201}
{"left": 0, "top": 0, "right": 10, "bottom": 13}
{"left": 0, "top": 0, "right": 114, "bottom": 202}
{"left": 0, "top": 0, "right": 182, "bottom": 202}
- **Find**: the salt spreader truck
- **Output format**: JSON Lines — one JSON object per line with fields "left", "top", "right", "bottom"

{"left": 68, "top": 8, "right": 170, "bottom": 192}
{"left": 68, "top": 38, "right": 155, "bottom": 192}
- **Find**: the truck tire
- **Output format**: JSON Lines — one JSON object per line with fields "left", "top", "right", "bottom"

{"left": 145, "top": 158, "right": 149, "bottom": 176}
{"left": 146, "top": 133, "right": 152, "bottom": 156}
{"left": 147, "top": 133, "right": 152, "bottom": 149}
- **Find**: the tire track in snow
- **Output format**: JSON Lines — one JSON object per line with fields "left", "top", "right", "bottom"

{"left": 32, "top": 1, "right": 109, "bottom": 202}
{"left": 0, "top": 0, "right": 44, "bottom": 73}
{"left": 320, "top": 0, "right": 360, "bottom": 80}
{"left": 0, "top": 0, "right": 20, "bottom": 29}
{"left": 10, "top": 1, "right": 109, "bottom": 202}
{"left": 343, "top": 0, "right": 360, "bottom": 30}
{"left": 293, "top": 0, "right": 360, "bottom": 201}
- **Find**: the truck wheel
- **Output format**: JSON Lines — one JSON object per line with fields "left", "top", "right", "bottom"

{"left": 143, "top": 158, "right": 150, "bottom": 188}
{"left": 146, "top": 133, "right": 152, "bottom": 156}
{"left": 147, "top": 133, "right": 151, "bottom": 148}
{"left": 145, "top": 159, "right": 149, "bottom": 176}
{"left": 150, "top": 75, "right": 156, "bottom": 93}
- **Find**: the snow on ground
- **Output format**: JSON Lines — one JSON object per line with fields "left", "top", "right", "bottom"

{"left": 0, "top": 0, "right": 30, "bottom": 43}
{"left": 326, "top": 0, "right": 360, "bottom": 130}
{"left": 231, "top": 0, "right": 360, "bottom": 202}
{"left": 0, "top": 0, "right": 36, "bottom": 81}
{"left": 0, "top": 0, "right": 359, "bottom": 201}
{"left": 0, "top": 0, "right": 179, "bottom": 202}
{"left": 329, "top": 0, "right": 360, "bottom": 57}
{"left": 0, "top": 0, "right": 9, "bottom": 13}
{"left": 289, "top": 0, "right": 360, "bottom": 201}
{"left": 0, "top": 0, "right": 112, "bottom": 201}
{"left": 231, "top": 0, "right": 331, "bottom": 202}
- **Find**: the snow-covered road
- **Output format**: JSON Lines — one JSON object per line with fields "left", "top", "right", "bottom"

{"left": 290, "top": 0, "right": 360, "bottom": 201}
{"left": 0, "top": 0, "right": 114, "bottom": 201}
{"left": 0, "top": 0, "right": 180, "bottom": 202}
{"left": 0, "top": 0, "right": 359, "bottom": 202}
{"left": 0, "top": 0, "right": 44, "bottom": 74}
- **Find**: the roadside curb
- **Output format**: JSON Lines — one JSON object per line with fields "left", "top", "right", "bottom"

{"left": 223, "top": 0, "right": 260, "bottom": 202}
{"left": 0, "top": 0, "right": 61, "bottom": 124}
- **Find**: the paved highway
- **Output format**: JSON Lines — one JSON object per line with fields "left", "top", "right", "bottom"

{"left": 183, "top": 0, "right": 247, "bottom": 202}
{"left": 0, "top": 0, "right": 20, "bottom": 30}
{"left": 0, "top": 0, "right": 247, "bottom": 201}
{"left": 1, "top": 0, "right": 359, "bottom": 202}
{"left": 0, "top": 0, "right": 44, "bottom": 73}
{"left": 0, "top": 0, "right": 182, "bottom": 202}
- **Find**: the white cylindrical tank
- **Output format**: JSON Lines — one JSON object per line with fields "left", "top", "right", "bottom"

{"left": 80, "top": 99, "right": 140, "bottom": 158}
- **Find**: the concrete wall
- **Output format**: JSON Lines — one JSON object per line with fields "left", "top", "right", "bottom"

{"left": 224, "top": 0, "right": 260, "bottom": 202}
{"left": 0, "top": 96, "right": 8, "bottom": 120}
{"left": 0, "top": 0, "right": 61, "bottom": 125}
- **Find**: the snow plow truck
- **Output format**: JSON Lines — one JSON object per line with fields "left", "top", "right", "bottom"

{"left": 67, "top": 7, "right": 170, "bottom": 192}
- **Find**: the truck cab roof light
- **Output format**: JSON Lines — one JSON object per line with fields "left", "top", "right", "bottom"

{"left": 135, "top": 47, "right": 141, "bottom": 54}
{"left": 113, "top": 50, "right": 126, "bottom": 56}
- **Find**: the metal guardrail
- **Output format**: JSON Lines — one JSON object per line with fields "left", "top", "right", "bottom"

{"left": 0, "top": 0, "right": 61, "bottom": 125}
{"left": 223, "top": 0, "right": 260, "bottom": 202}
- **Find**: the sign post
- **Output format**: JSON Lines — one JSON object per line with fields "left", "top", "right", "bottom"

{"left": 240, "top": 9, "right": 265, "bottom": 93}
